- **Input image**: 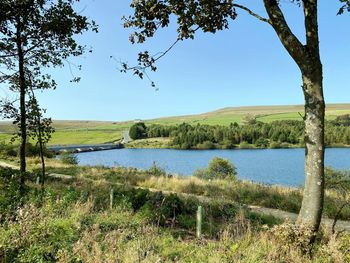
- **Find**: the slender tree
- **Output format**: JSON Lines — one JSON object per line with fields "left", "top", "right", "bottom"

{"left": 123, "top": 0, "right": 349, "bottom": 238}
{"left": 27, "top": 90, "right": 54, "bottom": 191}
{"left": 0, "top": 93, "right": 54, "bottom": 192}
{"left": 0, "top": 0, "right": 97, "bottom": 194}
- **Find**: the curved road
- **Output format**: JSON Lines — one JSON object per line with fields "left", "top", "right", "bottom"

{"left": 122, "top": 130, "right": 131, "bottom": 144}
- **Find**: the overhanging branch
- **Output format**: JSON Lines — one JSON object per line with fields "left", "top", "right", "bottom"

{"left": 263, "top": 0, "right": 306, "bottom": 70}
{"left": 233, "top": 4, "right": 271, "bottom": 24}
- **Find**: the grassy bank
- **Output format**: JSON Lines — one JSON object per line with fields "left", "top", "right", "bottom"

{"left": 0, "top": 130, "right": 123, "bottom": 146}
{"left": 2, "top": 156, "right": 349, "bottom": 221}
{"left": 125, "top": 137, "right": 171, "bottom": 149}
{"left": 1, "top": 158, "right": 350, "bottom": 262}
{"left": 124, "top": 137, "right": 350, "bottom": 150}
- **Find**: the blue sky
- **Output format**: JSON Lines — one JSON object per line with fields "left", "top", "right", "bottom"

{"left": 1, "top": 0, "right": 349, "bottom": 121}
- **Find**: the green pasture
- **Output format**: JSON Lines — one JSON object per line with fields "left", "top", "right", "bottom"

{"left": 0, "top": 104, "right": 349, "bottom": 145}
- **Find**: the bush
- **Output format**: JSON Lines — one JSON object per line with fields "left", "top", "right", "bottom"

{"left": 239, "top": 141, "right": 253, "bottom": 149}
{"left": 129, "top": 122, "right": 147, "bottom": 140}
{"left": 196, "top": 141, "right": 215, "bottom": 149}
{"left": 0, "top": 142, "right": 53, "bottom": 158}
{"left": 221, "top": 139, "right": 235, "bottom": 149}
{"left": 279, "top": 142, "right": 290, "bottom": 148}
{"left": 269, "top": 141, "right": 281, "bottom": 149}
{"left": 147, "top": 161, "right": 166, "bottom": 177}
{"left": 255, "top": 138, "right": 269, "bottom": 148}
{"left": 0, "top": 168, "right": 23, "bottom": 216}
{"left": 60, "top": 152, "right": 78, "bottom": 165}
{"left": 194, "top": 157, "right": 237, "bottom": 180}
{"left": 0, "top": 142, "right": 17, "bottom": 157}
{"left": 208, "top": 157, "right": 237, "bottom": 180}
{"left": 193, "top": 168, "right": 209, "bottom": 180}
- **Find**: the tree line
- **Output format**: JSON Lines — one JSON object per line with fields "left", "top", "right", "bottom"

{"left": 130, "top": 115, "right": 350, "bottom": 149}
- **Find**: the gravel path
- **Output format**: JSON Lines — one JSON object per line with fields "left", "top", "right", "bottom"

{"left": 0, "top": 161, "right": 18, "bottom": 169}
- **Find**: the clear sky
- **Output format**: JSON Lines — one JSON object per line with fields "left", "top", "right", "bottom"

{"left": 1, "top": 0, "right": 349, "bottom": 121}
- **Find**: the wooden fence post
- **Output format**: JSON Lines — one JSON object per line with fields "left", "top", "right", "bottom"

{"left": 110, "top": 188, "right": 114, "bottom": 209}
{"left": 196, "top": 206, "right": 202, "bottom": 239}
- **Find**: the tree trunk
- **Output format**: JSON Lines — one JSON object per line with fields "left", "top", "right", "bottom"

{"left": 16, "top": 19, "right": 27, "bottom": 195}
{"left": 263, "top": 0, "right": 325, "bottom": 237}
{"left": 297, "top": 64, "right": 325, "bottom": 234}
{"left": 38, "top": 121, "right": 46, "bottom": 191}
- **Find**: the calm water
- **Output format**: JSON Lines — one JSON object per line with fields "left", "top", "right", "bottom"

{"left": 76, "top": 148, "right": 350, "bottom": 187}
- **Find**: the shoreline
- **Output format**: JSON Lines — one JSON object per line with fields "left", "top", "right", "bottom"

{"left": 123, "top": 143, "right": 350, "bottom": 150}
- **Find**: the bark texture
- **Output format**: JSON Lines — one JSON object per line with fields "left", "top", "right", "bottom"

{"left": 298, "top": 66, "right": 325, "bottom": 231}
{"left": 16, "top": 17, "right": 27, "bottom": 194}
{"left": 263, "top": 0, "right": 325, "bottom": 234}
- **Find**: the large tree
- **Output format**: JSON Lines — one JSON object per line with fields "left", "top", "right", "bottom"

{"left": 123, "top": 0, "right": 349, "bottom": 237}
{"left": 0, "top": 0, "right": 97, "bottom": 193}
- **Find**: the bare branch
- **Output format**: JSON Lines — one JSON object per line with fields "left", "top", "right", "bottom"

{"left": 0, "top": 70, "right": 18, "bottom": 84}
{"left": 0, "top": 53, "right": 17, "bottom": 58}
{"left": 153, "top": 37, "right": 181, "bottom": 62}
{"left": 233, "top": 4, "right": 271, "bottom": 24}
{"left": 332, "top": 202, "right": 350, "bottom": 234}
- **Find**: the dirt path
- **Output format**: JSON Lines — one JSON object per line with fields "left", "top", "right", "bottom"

{"left": 0, "top": 160, "right": 75, "bottom": 180}
{"left": 0, "top": 161, "right": 18, "bottom": 169}
{"left": 1, "top": 160, "right": 349, "bottom": 232}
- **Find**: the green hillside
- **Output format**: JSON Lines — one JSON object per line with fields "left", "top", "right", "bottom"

{"left": 0, "top": 104, "right": 349, "bottom": 145}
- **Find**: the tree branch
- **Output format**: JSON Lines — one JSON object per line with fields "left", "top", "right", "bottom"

{"left": 332, "top": 201, "right": 350, "bottom": 234}
{"left": 263, "top": 0, "right": 307, "bottom": 70}
{"left": 153, "top": 38, "right": 181, "bottom": 62}
{"left": 0, "top": 70, "right": 18, "bottom": 84}
{"left": 233, "top": 4, "right": 271, "bottom": 24}
{"left": 0, "top": 54, "right": 17, "bottom": 58}
{"left": 303, "top": 0, "right": 319, "bottom": 54}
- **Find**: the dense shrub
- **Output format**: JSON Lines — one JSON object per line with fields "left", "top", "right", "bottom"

{"left": 332, "top": 114, "right": 350, "bottom": 126}
{"left": 60, "top": 152, "right": 78, "bottom": 165}
{"left": 147, "top": 161, "right": 166, "bottom": 177}
{"left": 0, "top": 142, "right": 17, "bottom": 157}
{"left": 255, "top": 138, "right": 269, "bottom": 148}
{"left": 239, "top": 141, "right": 253, "bottom": 149}
{"left": 194, "top": 157, "right": 237, "bottom": 180}
{"left": 0, "top": 168, "right": 23, "bottom": 217}
{"left": 197, "top": 141, "right": 215, "bottom": 149}
{"left": 0, "top": 142, "right": 53, "bottom": 158}
{"left": 208, "top": 157, "right": 236, "bottom": 179}
{"left": 129, "top": 122, "right": 147, "bottom": 140}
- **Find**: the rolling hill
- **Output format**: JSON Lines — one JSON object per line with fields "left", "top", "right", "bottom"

{"left": 0, "top": 103, "right": 349, "bottom": 145}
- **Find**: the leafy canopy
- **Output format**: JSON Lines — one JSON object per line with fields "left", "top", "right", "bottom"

{"left": 0, "top": 0, "right": 97, "bottom": 141}
{"left": 0, "top": 0, "right": 98, "bottom": 89}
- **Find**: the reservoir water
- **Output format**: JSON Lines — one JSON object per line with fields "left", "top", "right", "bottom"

{"left": 76, "top": 148, "right": 350, "bottom": 187}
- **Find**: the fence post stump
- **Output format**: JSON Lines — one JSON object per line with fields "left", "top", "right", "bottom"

{"left": 196, "top": 206, "right": 202, "bottom": 239}
{"left": 110, "top": 188, "right": 114, "bottom": 210}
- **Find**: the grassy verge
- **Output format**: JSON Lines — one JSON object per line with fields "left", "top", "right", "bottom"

{"left": 0, "top": 130, "right": 122, "bottom": 146}
{"left": 4, "top": 157, "right": 347, "bottom": 221}
{"left": 48, "top": 130, "right": 122, "bottom": 145}
{"left": 125, "top": 137, "right": 171, "bottom": 149}
{"left": 1, "top": 160, "right": 350, "bottom": 262}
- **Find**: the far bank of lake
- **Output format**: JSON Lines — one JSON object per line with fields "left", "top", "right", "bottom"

{"left": 76, "top": 148, "right": 350, "bottom": 187}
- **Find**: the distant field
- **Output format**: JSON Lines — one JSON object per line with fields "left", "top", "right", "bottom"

{"left": 0, "top": 130, "right": 123, "bottom": 145}
{"left": 258, "top": 110, "right": 350, "bottom": 123}
{"left": 146, "top": 104, "right": 350, "bottom": 125}
{"left": 0, "top": 104, "right": 349, "bottom": 145}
